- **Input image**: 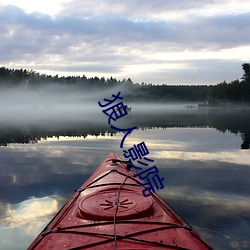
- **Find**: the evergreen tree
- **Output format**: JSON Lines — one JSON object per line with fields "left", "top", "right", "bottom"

{"left": 242, "top": 63, "right": 250, "bottom": 83}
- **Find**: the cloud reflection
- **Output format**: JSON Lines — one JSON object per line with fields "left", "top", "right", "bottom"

{"left": 0, "top": 196, "right": 59, "bottom": 229}
{"left": 158, "top": 187, "right": 250, "bottom": 249}
{"left": 153, "top": 150, "right": 250, "bottom": 166}
{"left": 0, "top": 196, "right": 62, "bottom": 249}
{"left": 158, "top": 187, "right": 250, "bottom": 216}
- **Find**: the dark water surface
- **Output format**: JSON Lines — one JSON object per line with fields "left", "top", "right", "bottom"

{"left": 0, "top": 106, "right": 250, "bottom": 249}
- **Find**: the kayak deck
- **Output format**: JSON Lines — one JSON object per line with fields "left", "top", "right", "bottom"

{"left": 28, "top": 152, "right": 213, "bottom": 249}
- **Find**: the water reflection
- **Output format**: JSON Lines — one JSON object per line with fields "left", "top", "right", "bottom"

{"left": 0, "top": 109, "right": 250, "bottom": 249}
{"left": 0, "top": 108, "right": 250, "bottom": 149}
{"left": 0, "top": 196, "right": 62, "bottom": 250}
{"left": 0, "top": 196, "right": 59, "bottom": 228}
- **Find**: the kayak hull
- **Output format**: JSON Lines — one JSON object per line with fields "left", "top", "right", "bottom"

{"left": 28, "top": 152, "right": 213, "bottom": 249}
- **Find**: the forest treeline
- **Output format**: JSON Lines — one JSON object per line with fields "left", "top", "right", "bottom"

{"left": 0, "top": 63, "right": 250, "bottom": 104}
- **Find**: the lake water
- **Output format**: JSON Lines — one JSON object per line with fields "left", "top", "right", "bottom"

{"left": 0, "top": 105, "right": 250, "bottom": 249}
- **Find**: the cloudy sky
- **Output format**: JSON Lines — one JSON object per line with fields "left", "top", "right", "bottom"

{"left": 0, "top": 0, "right": 250, "bottom": 85}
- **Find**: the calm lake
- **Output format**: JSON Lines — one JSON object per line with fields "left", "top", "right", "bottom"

{"left": 0, "top": 104, "right": 250, "bottom": 249}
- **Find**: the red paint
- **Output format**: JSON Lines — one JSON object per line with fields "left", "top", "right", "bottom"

{"left": 28, "top": 152, "right": 213, "bottom": 249}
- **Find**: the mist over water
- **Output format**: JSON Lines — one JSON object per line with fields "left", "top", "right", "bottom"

{"left": 1, "top": 84, "right": 250, "bottom": 148}
{"left": 0, "top": 85, "right": 98, "bottom": 122}
{"left": 0, "top": 85, "right": 198, "bottom": 124}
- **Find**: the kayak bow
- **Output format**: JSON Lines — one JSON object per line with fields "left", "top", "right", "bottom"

{"left": 28, "top": 152, "right": 213, "bottom": 249}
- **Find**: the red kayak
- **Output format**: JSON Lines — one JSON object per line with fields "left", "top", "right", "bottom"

{"left": 28, "top": 152, "right": 213, "bottom": 249}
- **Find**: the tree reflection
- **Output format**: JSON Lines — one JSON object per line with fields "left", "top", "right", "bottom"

{"left": 0, "top": 109, "right": 250, "bottom": 149}
{"left": 241, "top": 133, "right": 250, "bottom": 149}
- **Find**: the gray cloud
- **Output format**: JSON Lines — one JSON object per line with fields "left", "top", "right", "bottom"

{"left": 59, "top": 0, "right": 216, "bottom": 18}
{"left": 0, "top": 1, "right": 249, "bottom": 84}
{"left": 1, "top": 4, "right": 249, "bottom": 47}
{"left": 185, "top": 13, "right": 250, "bottom": 49}
{"left": 40, "top": 64, "right": 121, "bottom": 74}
